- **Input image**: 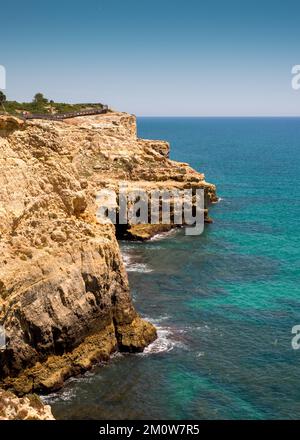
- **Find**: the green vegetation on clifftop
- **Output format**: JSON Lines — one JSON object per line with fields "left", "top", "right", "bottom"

{"left": 0, "top": 93, "right": 105, "bottom": 116}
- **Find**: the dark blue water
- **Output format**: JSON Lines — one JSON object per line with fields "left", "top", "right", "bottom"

{"left": 49, "top": 118, "right": 300, "bottom": 419}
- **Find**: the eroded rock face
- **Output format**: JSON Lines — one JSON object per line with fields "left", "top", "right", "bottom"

{"left": 0, "top": 111, "right": 216, "bottom": 394}
{"left": 0, "top": 388, "right": 54, "bottom": 420}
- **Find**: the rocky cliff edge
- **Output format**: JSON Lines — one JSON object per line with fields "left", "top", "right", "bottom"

{"left": 0, "top": 112, "right": 216, "bottom": 396}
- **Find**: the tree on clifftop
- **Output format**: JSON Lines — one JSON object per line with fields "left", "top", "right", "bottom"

{"left": 33, "top": 93, "right": 48, "bottom": 105}
{"left": 0, "top": 91, "right": 6, "bottom": 112}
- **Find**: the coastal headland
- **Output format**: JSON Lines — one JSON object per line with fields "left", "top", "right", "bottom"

{"left": 0, "top": 110, "right": 217, "bottom": 406}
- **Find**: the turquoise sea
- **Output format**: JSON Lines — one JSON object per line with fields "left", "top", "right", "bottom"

{"left": 49, "top": 117, "right": 300, "bottom": 419}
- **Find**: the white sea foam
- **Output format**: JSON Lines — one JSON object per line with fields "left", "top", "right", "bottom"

{"left": 121, "top": 252, "right": 131, "bottom": 264}
{"left": 141, "top": 316, "right": 188, "bottom": 355}
{"left": 196, "top": 351, "right": 205, "bottom": 358}
{"left": 150, "top": 315, "right": 171, "bottom": 324}
{"left": 195, "top": 324, "right": 211, "bottom": 332}
{"left": 143, "top": 326, "right": 176, "bottom": 354}
{"left": 42, "top": 387, "right": 76, "bottom": 404}
{"left": 126, "top": 263, "right": 153, "bottom": 273}
{"left": 150, "top": 228, "right": 179, "bottom": 242}
{"left": 122, "top": 251, "right": 153, "bottom": 273}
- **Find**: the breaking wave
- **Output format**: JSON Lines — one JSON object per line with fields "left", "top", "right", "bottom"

{"left": 122, "top": 252, "right": 153, "bottom": 273}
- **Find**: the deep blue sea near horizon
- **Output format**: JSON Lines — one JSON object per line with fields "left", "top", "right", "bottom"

{"left": 48, "top": 117, "right": 300, "bottom": 419}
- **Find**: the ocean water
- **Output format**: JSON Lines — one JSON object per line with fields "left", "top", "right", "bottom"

{"left": 48, "top": 117, "right": 300, "bottom": 420}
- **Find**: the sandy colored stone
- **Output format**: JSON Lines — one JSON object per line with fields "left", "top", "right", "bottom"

{"left": 0, "top": 388, "right": 54, "bottom": 420}
{"left": 0, "top": 111, "right": 216, "bottom": 395}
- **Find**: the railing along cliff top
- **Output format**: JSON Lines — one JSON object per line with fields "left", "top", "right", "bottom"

{"left": 22, "top": 105, "right": 109, "bottom": 120}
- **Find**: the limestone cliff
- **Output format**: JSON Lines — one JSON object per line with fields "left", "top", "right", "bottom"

{"left": 0, "top": 112, "right": 216, "bottom": 395}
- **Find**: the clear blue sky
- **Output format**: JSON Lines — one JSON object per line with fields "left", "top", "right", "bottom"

{"left": 1, "top": 0, "right": 300, "bottom": 116}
